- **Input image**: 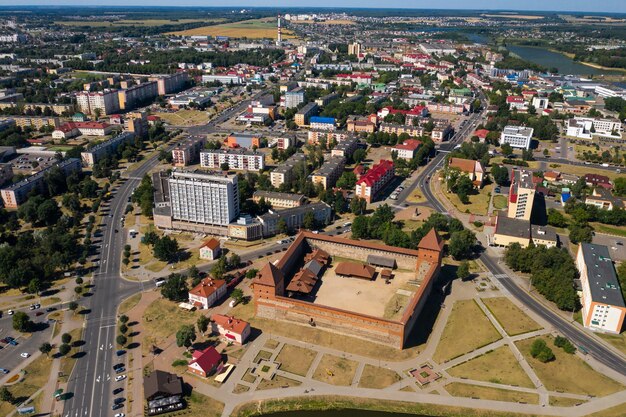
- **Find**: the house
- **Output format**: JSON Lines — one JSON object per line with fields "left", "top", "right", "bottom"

{"left": 543, "top": 171, "right": 561, "bottom": 183}
{"left": 473, "top": 129, "right": 489, "bottom": 142}
{"left": 188, "top": 346, "right": 222, "bottom": 378}
{"left": 507, "top": 96, "right": 527, "bottom": 111}
{"left": 392, "top": 139, "right": 422, "bottom": 160}
{"left": 199, "top": 238, "right": 221, "bottom": 260}
{"left": 335, "top": 262, "right": 376, "bottom": 280}
{"left": 585, "top": 188, "right": 624, "bottom": 211}
{"left": 211, "top": 314, "right": 251, "bottom": 344}
{"left": 585, "top": 173, "right": 612, "bottom": 190}
{"left": 188, "top": 278, "right": 227, "bottom": 309}
{"left": 448, "top": 157, "right": 485, "bottom": 188}
{"left": 144, "top": 370, "right": 185, "bottom": 416}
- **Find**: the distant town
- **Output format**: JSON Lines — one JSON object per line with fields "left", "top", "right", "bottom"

{"left": 0, "top": 5, "right": 625, "bottom": 417}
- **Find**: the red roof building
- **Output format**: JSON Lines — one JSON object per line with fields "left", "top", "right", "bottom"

{"left": 188, "top": 346, "right": 222, "bottom": 378}
{"left": 188, "top": 278, "right": 227, "bottom": 309}
{"left": 392, "top": 139, "right": 422, "bottom": 160}
{"left": 355, "top": 160, "right": 395, "bottom": 203}
{"left": 211, "top": 314, "right": 251, "bottom": 344}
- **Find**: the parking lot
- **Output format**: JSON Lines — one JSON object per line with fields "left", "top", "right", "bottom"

{"left": 11, "top": 151, "right": 59, "bottom": 173}
{"left": 592, "top": 233, "right": 626, "bottom": 262}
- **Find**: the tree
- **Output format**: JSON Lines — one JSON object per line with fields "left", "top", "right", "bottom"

{"left": 59, "top": 343, "right": 71, "bottom": 356}
{"left": 153, "top": 236, "right": 179, "bottom": 262}
{"left": 231, "top": 288, "right": 244, "bottom": 304}
{"left": 160, "top": 273, "right": 188, "bottom": 302}
{"left": 220, "top": 162, "right": 230, "bottom": 171}
{"left": 12, "top": 311, "right": 32, "bottom": 332}
{"left": 27, "top": 278, "right": 41, "bottom": 295}
{"left": 547, "top": 208, "right": 568, "bottom": 228}
{"left": 457, "top": 261, "right": 471, "bottom": 280}
{"left": 491, "top": 165, "right": 509, "bottom": 186}
{"left": 119, "top": 324, "right": 128, "bottom": 334}
{"left": 37, "top": 200, "right": 62, "bottom": 226}
{"left": 119, "top": 314, "right": 129, "bottom": 324}
{"left": 351, "top": 215, "right": 370, "bottom": 239}
{"left": 39, "top": 342, "right": 53, "bottom": 356}
{"left": 501, "top": 143, "right": 513, "bottom": 156}
{"left": 0, "top": 387, "right": 14, "bottom": 404}
{"left": 61, "top": 332, "right": 72, "bottom": 344}
{"left": 568, "top": 224, "right": 593, "bottom": 244}
{"left": 197, "top": 315, "right": 210, "bottom": 335}
{"left": 336, "top": 172, "right": 357, "bottom": 189}
{"left": 176, "top": 324, "right": 196, "bottom": 350}
{"left": 75, "top": 276, "right": 84, "bottom": 285}
{"left": 448, "top": 230, "right": 476, "bottom": 260}
{"left": 68, "top": 301, "right": 78, "bottom": 312}
{"left": 116, "top": 335, "right": 127, "bottom": 346}
{"left": 303, "top": 211, "right": 316, "bottom": 230}
{"left": 229, "top": 253, "right": 241, "bottom": 269}
{"left": 614, "top": 177, "right": 626, "bottom": 197}
{"left": 245, "top": 268, "right": 258, "bottom": 279}
{"left": 277, "top": 218, "right": 288, "bottom": 235}
{"left": 350, "top": 196, "right": 367, "bottom": 215}
{"left": 353, "top": 148, "right": 367, "bottom": 164}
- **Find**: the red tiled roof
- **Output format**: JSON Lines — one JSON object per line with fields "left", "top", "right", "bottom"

{"left": 189, "top": 278, "right": 226, "bottom": 299}
{"left": 254, "top": 262, "right": 284, "bottom": 287}
{"left": 418, "top": 228, "right": 444, "bottom": 252}
{"left": 211, "top": 314, "right": 249, "bottom": 335}
{"left": 200, "top": 238, "right": 220, "bottom": 250}
{"left": 394, "top": 139, "right": 422, "bottom": 151}
{"left": 335, "top": 262, "right": 375, "bottom": 280}
{"left": 356, "top": 160, "right": 394, "bottom": 187}
{"left": 189, "top": 347, "right": 221, "bottom": 373}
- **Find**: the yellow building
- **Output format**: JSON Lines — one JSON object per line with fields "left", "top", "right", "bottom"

{"left": 508, "top": 169, "right": 536, "bottom": 220}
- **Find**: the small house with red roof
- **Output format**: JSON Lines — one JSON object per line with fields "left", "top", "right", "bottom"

{"left": 188, "top": 346, "right": 222, "bottom": 378}
{"left": 211, "top": 314, "right": 251, "bottom": 344}
{"left": 199, "top": 238, "right": 221, "bottom": 261}
{"left": 188, "top": 277, "right": 227, "bottom": 309}
{"left": 473, "top": 129, "right": 489, "bottom": 142}
{"left": 448, "top": 157, "right": 485, "bottom": 188}
{"left": 355, "top": 160, "right": 395, "bottom": 203}
{"left": 506, "top": 96, "right": 527, "bottom": 111}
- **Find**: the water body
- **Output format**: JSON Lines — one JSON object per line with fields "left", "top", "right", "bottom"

{"left": 264, "top": 410, "right": 431, "bottom": 417}
{"left": 507, "top": 45, "right": 621, "bottom": 76}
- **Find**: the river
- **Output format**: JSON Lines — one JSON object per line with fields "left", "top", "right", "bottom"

{"left": 263, "top": 410, "right": 432, "bottom": 417}
{"left": 507, "top": 45, "right": 621, "bottom": 76}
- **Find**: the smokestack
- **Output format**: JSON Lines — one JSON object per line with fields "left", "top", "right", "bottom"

{"left": 277, "top": 14, "right": 282, "bottom": 46}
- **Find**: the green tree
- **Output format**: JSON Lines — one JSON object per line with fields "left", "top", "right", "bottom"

{"left": 568, "top": 224, "right": 593, "bottom": 244}
{"left": 336, "top": 172, "right": 357, "bottom": 189}
{"left": 37, "top": 199, "right": 62, "bottom": 226}
{"left": 119, "top": 314, "right": 129, "bottom": 324}
{"left": 176, "top": 324, "right": 197, "bottom": 350}
{"left": 501, "top": 143, "right": 513, "bottom": 156}
{"left": 614, "top": 177, "right": 626, "bottom": 197}
{"left": 457, "top": 261, "right": 471, "bottom": 280}
{"left": 491, "top": 165, "right": 509, "bottom": 186}
{"left": 245, "top": 268, "right": 258, "bottom": 279}
{"left": 61, "top": 332, "right": 72, "bottom": 344}
{"left": 0, "top": 387, "right": 14, "bottom": 404}
{"left": 448, "top": 230, "right": 476, "bottom": 260}
{"left": 68, "top": 301, "right": 78, "bottom": 312}
{"left": 547, "top": 208, "right": 568, "bottom": 228}
{"left": 277, "top": 218, "right": 288, "bottom": 235}
{"left": 12, "top": 311, "right": 32, "bottom": 332}
{"left": 353, "top": 148, "right": 367, "bottom": 164}
{"left": 350, "top": 196, "right": 367, "bottom": 215}
{"left": 197, "top": 315, "right": 210, "bottom": 335}
{"left": 160, "top": 273, "right": 188, "bottom": 302}
{"left": 231, "top": 288, "right": 244, "bottom": 304}
{"left": 229, "top": 252, "right": 241, "bottom": 269}
{"left": 27, "top": 278, "right": 41, "bottom": 295}
{"left": 116, "top": 334, "right": 127, "bottom": 346}
{"left": 153, "top": 236, "right": 179, "bottom": 262}
{"left": 119, "top": 324, "right": 128, "bottom": 334}
{"left": 58, "top": 343, "right": 71, "bottom": 356}
{"left": 39, "top": 342, "right": 53, "bottom": 356}
{"left": 303, "top": 211, "right": 316, "bottom": 230}
{"left": 351, "top": 215, "right": 370, "bottom": 239}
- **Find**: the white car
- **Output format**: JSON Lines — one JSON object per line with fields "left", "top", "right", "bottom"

{"left": 115, "top": 375, "right": 126, "bottom": 382}
{"left": 7, "top": 310, "right": 13, "bottom": 315}
{"left": 20, "top": 352, "right": 30, "bottom": 358}
{"left": 114, "top": 414, "right": 125, "bottom": 417}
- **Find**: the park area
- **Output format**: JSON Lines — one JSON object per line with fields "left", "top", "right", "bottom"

{"left": 168, "top": 18, "right": 295, "bottom": 39}
{"left": 445, "top": 382, "right": 539, "bottom": 404}
{"left": 154, "top": 109, "right": 211, "bottom": 127}
{"left": 433, "top": 300, "right": 502, "bottom": 363}
{"left": 312, "top": 354, "right": 359, "bottom": 386}
{"left": 481, "top": 297, "right": 542, "bottom": 336}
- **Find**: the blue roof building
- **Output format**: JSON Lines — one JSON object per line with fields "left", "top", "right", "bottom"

{"left": 309, "top": 116, "right": 335, "bottom": 125}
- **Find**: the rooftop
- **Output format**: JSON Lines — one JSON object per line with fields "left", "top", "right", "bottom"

{"left": 495, "top": 213, "right": 530, "bottom": 240}
{"left": 580, "top": 243, "right": 625, "bottom": 308}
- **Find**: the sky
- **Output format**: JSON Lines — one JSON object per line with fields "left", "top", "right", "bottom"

{"left": 1, "top": 1, "right": 625, "bottom": 14}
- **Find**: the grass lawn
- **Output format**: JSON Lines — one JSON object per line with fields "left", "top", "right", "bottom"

{"left": 228, "top": 300, "right": 425, "bottom": 361}
{"left": 482, "top": 297, "right": 542, "bottom": 336}
{"left": 445, "top": 186, "right": 491, "bottom": 216}
{"left": 548, "top": 396, "right": 586, "bottom": 407}
{"left": 447, "top": 345, "right": 535, "bottom": 388}
{"left": 142, "top": 298, "right": 200, "bottom": 354}
{"left": 233, "top": 384, "right": 250, "bottom": 393}
{"left": 58, "top": 328, "right": 84, "bottom": 382}
{"left": 383, "top": 293, "right": 410, "bottom": 320}
{"left": 0, "top": 355, "right": 52, "bottom": 416}
{"left": 357, "top": 364, "right": 402, "bottom": 389}
{"left": 253, "top": 350, "right": 273, "bottom": 364}
{"left": 313, "top": 354, "right": 359, "bottom": 386}
{"left": 595, "top": 332, "right": 626, "bottom": 357}
{"left": 586, "top": 402, "right": 626, "bottom": 417}
{"left": 242, "top": 369, "right": 257, "bottom": 384}
{"left": 118, "top": 293, "right": 142, "bottom": 315}
{"left": 185, "top": 391, "right": 224, "bottom": 417}
{"left": 264, "top": 339, "right": 280, "bottom": 350}
{"left": 433, "top": 300, "right": 502, "bottom": 363}
{"left": 257, "top": 374, "right": 302, "bottom": 390}
{"left": 445, "top": 382, "right": 539, "bottom": 404}
{"left": 406, "top": 189, "right": 426, "bottom": 203}
{"left": 168, "top": 18, "right": 295, "bottom": 39}
{"left": 493, "top": 195, "right": 508, "bottom": 210}
{"left": 276, "top": 344, "right": 317, "bottom": 377}
{"left": 591, "top": 223, "right": 626, "bottom": 238}
{"left": 516, "top": 336, "right": 624, "bottom": 396}
{"left": 549, "top": 163, "right": 623, "bottom": 181}
{"left": 156, "top": 109, "right": 211, "bottom": 127}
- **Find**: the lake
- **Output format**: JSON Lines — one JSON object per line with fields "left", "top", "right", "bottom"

{"left": 263, "top": 410, "right": 431, "bottom": 417}
{"left": 507, "top": 45, "right": 621, "bottom": 76}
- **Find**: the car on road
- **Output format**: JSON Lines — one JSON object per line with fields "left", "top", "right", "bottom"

{"left": 115, "top": 375, "right": 126, "bottom": 382}
{"left": 114, "top": 397, "right": 125, "bottom": 404}
{"left": 114, "top": 413, "right": 125, "bottom": 417}
{"left": 46, "top": 307, "right": 56, "bottom": 312}
{"left": 20, "top": 352, "right": 30, "bottom": 358}
{"left": 111, "top": 403, "right": 123, "bottom": 411}
{"left": 116, "top": 349, "right": 126, "bottom": 357}
{"left": 0, "top": 368, "right": 9, "bottom": 374}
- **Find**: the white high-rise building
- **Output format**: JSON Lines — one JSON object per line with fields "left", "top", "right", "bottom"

{"left": 500, "top": 126, "right": 533, "bottom": 150}
{"left": 168, "top": 171, "right": 239, "bottom": 227}
{"left": 76, "top": 89, "right": 120, "bottom": 115}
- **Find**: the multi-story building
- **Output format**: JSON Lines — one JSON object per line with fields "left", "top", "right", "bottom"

{"left": 80, "top": 131, "right": 135, "bottom": 167}
{"left": 118, "top": 82, "right": 159, "bottom": 111}
{"left": 168, "top": 170, "right": 239, "bottom": 227}
{"left": 309, "top": 116, "right": 336, "bottom": 131}
{"left": 171, "top": 137, "right": 205, "bottom": 167}
{"left": 500, "top": 126, "right": 533, "bottom": 150}
{"left": 508, "top": 169, "right": 536, "bottom": 220}
{"left": 76, "top": 89, "right": 120, "bottom": 115}
{"left": 379, "top": 123, "right": 423, "bottom": 137}
{"left": 566, "top": 117, "right": 623, "bottom": 139}
{"left": 257, "top": 202, "right": 331, "bottom": 235}
{"left": 315, "top": 93, "right": 339, "bottom": 107}
{"left": 283, "top": 87, "right": 305, "bottom": 109}
{"left": 1, "top": 158, "right": 81, "bottom": 208}
{"left": 311, "top": 156, "right": 345, "bottom": 190}
{"left": 149, "top": 72, "right": 188, "bottom": 96}
{"left": 331, "top": 136, "right": 358, "bottom": 158}
{"left": 268, "top": 136, "right": 292, "bottom": 150}
{"left": 202, "top": 74, "right": 245, "bottom": 85}
{"left": 10, "top": 116, "right": 59, "bottom": 130}
{"left": 271, "top": 153, "right": 306, "bottom": 188}
{"left": 392, "top": 139, "right": 422, "bottom": 160}
{"left": 355, "top": 159, "right": 394, "bottom": 203}
{"left": 126, "top": 111, "right": 149, "bottom": 138}
{"left": 308, "top": 130, "right": 350, "bottom": 146}
{"left": 348, "top": 42, "right": 361, "bottom": 56}
{"left": 188, "top": 277, "right": 227, "bottom": 309}
{"left": 295, "top": 102, "right": 318, "bottom": 126}
{"left": 492, "top": 213, "right": 557, "bottom": 248}
{"left": 347, "top": 116, "right": 376, "bottom": 133}
{"left": 226, "top": 132, "right": 261, "bottom": 148}
{"left": 577, "top": 243, "right": 626, "bottom": 334}
{"left": 200, "top": 149, "right": 265, "bottom": 171}
{"left": 52, "top": 121, "right": 114, "bottom": 139}
{"left": 252, "top": 190, "right": 305, "bottom": 208}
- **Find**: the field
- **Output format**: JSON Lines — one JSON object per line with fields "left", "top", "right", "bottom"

{"left": 58, "top": 328, "right": 84, "bottom": 382}
{"left": 482, "top": 14, "right": 545, "bottom": 20}
{"left": 185, "top": 391, "right": 224, "bottom": 417}
{"left": 547, "top": 162, "right": 623, "bottom": 181}
{"left": 433, "top": 300, "right": 502, "bottom": 363}
{"left": 118, "top": 293, "right": 142, "bottom": 315}
{"left": 516, "top": 336, "right": 624, "bottom": 396}
{"left": 445, "top": 185, "right": 492, "bottom": 216}
{"left": 291, "top": 19, "right": 355, "bottom": 25}
{"left": 155, "top": 109, "right": 211, "bottom": 127}
{"left": 445, "top": 382, "right": 539, "bottom": 404}
{"left": 482, "top": 297, "right": 542, "bottom": 336}
{"left": 595, "top": 332, "right": 626, "bottom": 356}
{"left": 0, "top": 355, "right": 52, "bottom": 416}
{"left": 168, "top": 18, "right": 295, "bottom": 39}
{"left": 142, "top": 298, "right": 200, "bottom": 354}
{"left": 492, "top": 195, "right": 508, "bottom": 210}
{"left": 56, "top": 19, "right": 217, "bottom": 27}
{"left": 358, "top": 364, "right": 402, "bottom": 389}
{"left": 447, "top": 346, "right": 535, "bottom": 388}
{"left": 592, "top": 223, "right": 626, "bottom": 238}
{"left": 313, "top": 354, "right": 359, "bottom": 386}
{"left": 257, "top": 375, "right": 302, "bottom": 390}
{"left": 548, "top": 396, "right": 586, "bottom": 407}
{"left": 276, "top": 344, "right": 317, "bottom": 376}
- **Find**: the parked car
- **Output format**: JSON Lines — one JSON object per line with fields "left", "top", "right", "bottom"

{"left": 0, "top": 368, "right": 9, "bottom": 374}
{"left": 115, "top": 375, "right": 126, "bottom": 382}
{"left": 115, "top": 350, "right": 126, "bottom": 357}
{"left": 113, "top": 388, "right": 124, "bottom": 395}
{"left": 114, "top": 397, "right": 125, "bottom": 405}
{"left": 20, "top": 352, "right": 30, "bottom": 358}
{"left": 111, "top": 403, "right": 123, "bottom": 411}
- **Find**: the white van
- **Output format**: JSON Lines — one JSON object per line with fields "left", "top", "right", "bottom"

{"left": 155, "top": 278, "right": 166, "bottom": 287}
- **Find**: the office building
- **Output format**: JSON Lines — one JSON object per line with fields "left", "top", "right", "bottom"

{"left": 81, "top": 131, "right": 135, "bottom": 167}
{"left": 200, "top": 149, "right": 265, "bottom": 171}
{"left": 271, "top": 153, "right": 306, "bottom": 188}
{"left": 76, "top": 89, "right": 120, "bottom": 116}
{"left": 500, "top": 126, "right": 533, "bottom": 150}
{"left": 577, "top": 243, "right": 626, "bottom": 334}
{"left": 508, "top": 169, "right": 536, "bottom": 220}
{"left": 566, "top": 117, "right": 623, "bottom": 140}
{"left": 258, "top": 202, "right": 331, "bottom": 236}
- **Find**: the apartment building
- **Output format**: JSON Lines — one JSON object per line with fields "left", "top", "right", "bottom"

{"left": 309, "top": 116, "right": 336, "bottom": 131}
{"left": 378, "top": 123, "right": 423, "bottom": 138}
{"left": 252, "top": 191, "right": 306, "bottom": 209}
{"left": 315, "top": 93, "right": 339, "bottom": 107}
{"left": 308, "top": 130, "right": 350, "bottom": 146}
{"left": 270, "top": 153, "right": 306, "bottom": 188}
{"left": 268, "top": 136, "right": 292, "bottom": 150}
{"left": 283, "top": 87, "right": 305, "bottom": 109}
{"left": 295, "top": 102, "right": 318, "bottom": 126}
{"left": 118, "top": 81, "right": 158, "bottom": 111}
{"left": 355, "top": 159, "right": 394, "bottom": 203}
{"left": 346, "top": 116, "right": 376, "bottom": 133}
{"left": 331, "top": 136, "right": 358, "bottom": 158}
{"left": 577, "top": 243, "right": 626, "bottom": 334}
{"left": 171, "top": 137, "right": 205, "bottom": 167}
{"left": 257, "top": 202, "right": 331, "bottom": 236}
{"left": 76, "top": 89, "right": 120, "bottom": 115}
{"left": 1, "top": 158, "right": 81, "bottom": 208}
{"left": 500, "top": 126, "right": 534, "bottom": 150}
{"left": 566, "top": 117, "right": 623, "bottom": 139}
{"left": 311, "top": 156, "right": 345, "bottom": 190}
{"left": 149, "top": 72, "right": 188, "bottom": 96}
{"left": 199, "top": 149, "right": 265, "bottom": 172}
{"left": 80, "top": 131, "right": 135, "bottom": 167}
{"left": 508, "top": 169, "right": 536, "bottom": 220}
{"left": 52, "top": 121, "right": 114, "bottom": 139}
{"left": 10, "top": 116, "right": 60, "bottom": 130}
